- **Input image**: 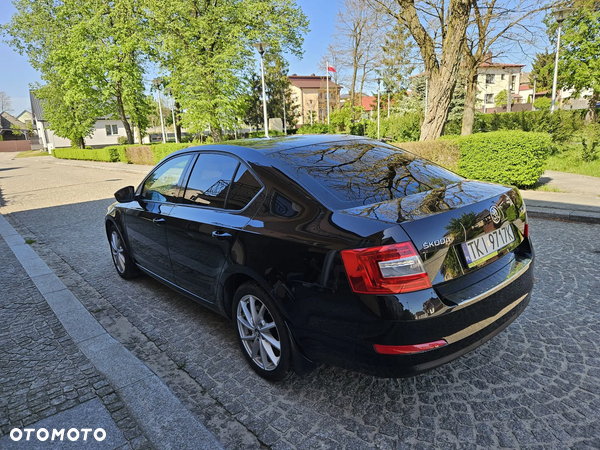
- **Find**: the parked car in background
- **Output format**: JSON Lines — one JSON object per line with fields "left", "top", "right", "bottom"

{"left": 105, "top": 135, "right": 534, "bottom": 381}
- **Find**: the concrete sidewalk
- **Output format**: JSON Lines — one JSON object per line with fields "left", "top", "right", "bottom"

{"left": 520, "top": 170, "right": 600, "bottom": 224}
{"left": 0, "top": 213, "right": 223, "bottom": 450}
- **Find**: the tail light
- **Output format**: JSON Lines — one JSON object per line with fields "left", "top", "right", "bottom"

{"left": 341, "top": 242, "right": 431, "bottom": 294}
{"left": 524, "top": 221, "right": 529, "bottom": 238}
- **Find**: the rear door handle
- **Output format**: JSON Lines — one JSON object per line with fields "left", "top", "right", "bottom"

{"left": 212, "top": 230, "right": 232, "bottom": 240}
{"left": 153, "top": 218, "right": 166, "bottom": 224}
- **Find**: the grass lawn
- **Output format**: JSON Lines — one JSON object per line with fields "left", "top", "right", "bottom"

{"left": 15, "top": 150, "right": 51, "bottom": 158}
{"left": 546, "top": 147, "right": 600, "bottom": 178}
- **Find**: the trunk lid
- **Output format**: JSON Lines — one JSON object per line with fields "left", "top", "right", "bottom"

{"left": 339, "top": 180, "right": 528, "bottom": 284}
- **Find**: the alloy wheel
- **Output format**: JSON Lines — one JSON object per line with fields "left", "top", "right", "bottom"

{"left": 110, "top": 230, "right": 126, "bottom": 274}
{"left": 236, "top": 294, "right": 281, "bottom": 371}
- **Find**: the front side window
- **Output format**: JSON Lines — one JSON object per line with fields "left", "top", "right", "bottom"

{"left": 485, "top": 94, "right": 494, "bottom": 104}
{"left": 183, "top": 154, "right": 262, "bottom": 210}
{"left": 183, "top": 154, "right": 239, "bottom": 209}
{"left": 486, "top": 74, "right": 495, "bottom": 84}
{"left": 141, "top": 155, "right": 191, "bottom": 202}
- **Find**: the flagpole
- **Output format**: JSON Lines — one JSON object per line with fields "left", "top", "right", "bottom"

{"left": 326, "top": 61, "right": 330, "bottom": 125}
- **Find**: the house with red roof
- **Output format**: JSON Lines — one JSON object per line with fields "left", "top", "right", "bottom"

{"left": 288, "top": 74, "right": 342, "bottom": 126}
{"left": 477, "top": 53, "right": 525, "bottom": 109}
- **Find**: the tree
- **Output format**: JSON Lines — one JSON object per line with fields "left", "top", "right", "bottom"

{"left": 555, "top": 7, "right": 600, "bottom": 123}
{"left": 494, "top": 89, "right": 511, "bottom": 106}
{"left": 531, "top": 51, "right": 555, "bottom": 91}
{"left": 0, "top": 92, "right": 12, "bottom": 113}
{"left": 3, "top": 0, "right": 150, "bottom": 145}
{"left": 144, "top": 0, "right": 308, "bottom": 142}
{"left": 371, "top": 0, "right": 472, "bottom": 140}
{"left": 380, "top": 23, "right": 416, "bottom": 93}
{"left": 459, "top": 0, "right": 548, "bottom": 136}
{"left": 330, "top": 0, "right": 388, "bottom": 111}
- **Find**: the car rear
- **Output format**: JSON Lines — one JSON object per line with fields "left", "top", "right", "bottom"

{"left": 266, "top": 138, "right": 534, "bottom": 377}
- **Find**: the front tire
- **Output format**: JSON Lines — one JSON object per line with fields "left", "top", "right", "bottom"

{"left": 108, "top": 225, "right": 139, "bottom": 279}
{"left": 233, "top": 283, "right": 292, "bottom": 381}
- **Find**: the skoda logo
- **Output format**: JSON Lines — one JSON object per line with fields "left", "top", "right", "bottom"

{"left": 490, "top": 206, "right": 501, "bottom": 224}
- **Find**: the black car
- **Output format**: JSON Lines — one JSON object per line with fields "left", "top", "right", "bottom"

{"left": 105, "top": 135, "right": 534, "bottom": 381}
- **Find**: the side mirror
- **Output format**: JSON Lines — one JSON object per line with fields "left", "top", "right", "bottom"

{"left": 114, "top": 186, "right": 136, "bottom": 203}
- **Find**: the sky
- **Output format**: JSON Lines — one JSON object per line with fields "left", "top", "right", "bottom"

{"left": 0, "top": 0, "right": 549, "bottom": 116}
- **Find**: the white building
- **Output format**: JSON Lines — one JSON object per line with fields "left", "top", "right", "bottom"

{"left": 30, "top": 91, "right": 128, "bottom": 150}
{"left": 476, "top": 54, "right": 525, "bottom": 109}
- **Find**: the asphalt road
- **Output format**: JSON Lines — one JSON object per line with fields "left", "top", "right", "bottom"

{"left": 2, "top": 153, "right": 600, "bottom": 450}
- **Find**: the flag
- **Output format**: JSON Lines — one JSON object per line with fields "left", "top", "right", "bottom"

{"left": 327, "top": 66, "right": 336, "bottom": 73}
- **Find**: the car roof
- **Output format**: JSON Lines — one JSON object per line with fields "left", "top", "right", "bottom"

{"left": 209, "top": 134, "right": 365, "bottom": 154}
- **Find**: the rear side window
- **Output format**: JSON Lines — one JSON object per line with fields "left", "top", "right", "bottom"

{"left": 269, "top": 141, "right": 462, "bottom": 208}
{"left": 141, "top": 155, "right": 191, "bottom": 202}
{"left": 183, "top": 153, "right": 262, "bottom": 210}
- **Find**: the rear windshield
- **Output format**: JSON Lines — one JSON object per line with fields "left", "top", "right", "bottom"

{"left": 268, "top": 140, "right": 463, "bottom": 208}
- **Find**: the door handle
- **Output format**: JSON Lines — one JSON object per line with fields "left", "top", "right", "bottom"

{"left": 212, "top": 230, "right": 232, "bottom": 240}
{"left": 153, "top": 218, "right": 166, "bottom": 224}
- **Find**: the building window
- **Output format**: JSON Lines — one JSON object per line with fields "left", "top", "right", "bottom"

{"left": 485, "top": 74, "right": 495, "bottom": 84}
{"left": 511, "top": 75, "right": 516, "bottom": 91}
{"left": 485, "top": 94, "right": 494, "bottom": 104}
{"left": 501, "top": 74, "right": 505, "bottom": 80}
{"left": 105, "top": 124, "right": 118, "bottom": 136}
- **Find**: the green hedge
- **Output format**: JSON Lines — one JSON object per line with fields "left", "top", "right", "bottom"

{"left": 445, "top": 109, "right": 587, "bottom": 144}
{"left": 296, "top": 123, "right": 336, "bottom": 134}
{"left": 53, "top": 143, "right": 192, "bottom": 164}
{"left": 53, "top": 146, "right": 127, "bottom": 162}
{"left": 458, "top": 131, "right": 552, "bottom": 187}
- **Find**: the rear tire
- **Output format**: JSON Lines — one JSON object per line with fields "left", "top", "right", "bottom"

{"left": 108, "top": 225, "right": 139, "bottom": 279}
{"left": 233, "top": 282, "right": 292, "bottom": 381}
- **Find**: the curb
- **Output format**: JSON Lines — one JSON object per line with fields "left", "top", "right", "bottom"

{"left": 0, "top": 213, "right": 224, "bottom": 450}
{"left": 527, "top": 207, "right": 600, "bottom": 224}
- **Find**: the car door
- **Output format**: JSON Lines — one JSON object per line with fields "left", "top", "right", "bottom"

{"left": 124, "top": 154, "right": 192, "bottom": 282}
{"left": 167, "top": 152, "right": 263, "bottom": 302}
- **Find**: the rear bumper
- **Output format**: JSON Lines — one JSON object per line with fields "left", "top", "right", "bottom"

{"left": 293, "top": 248, "right": 534, "bottom": 378}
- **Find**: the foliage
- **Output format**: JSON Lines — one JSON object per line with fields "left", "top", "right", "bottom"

{"left": 531, "top": 51, "right": 554, "bottom": 92}
{"left": 3, "top": 0, "right": 151, "bottom": 146}
{"left": 533, "top": 97, "right": 551, "bottom": 111}
{"left": 145, "top": 0, "right": 308, "bottom": 141}
{"left": 53, "top": 147, "right": 124, "bottom": 162}
{"left": 150, "top": 143, "right": 193, "bottom": 163}
{"left": 244, "top": 52, "right": 298, "bottom": 133}
{"left": 493, "top": 90, "right": 511, "bottom": 107}
{"left": 458, "top": 131, "right": 552, "bottom": 187}
{"left": 581, "top": 123, "right": 600, "bottom": 162}
{"left": 552, "top": 7, "right": 600, "bottom": 122}
{"left": 380, "top": 22, "right": 416, "bottom": 92}
{"left": 546, "top": 143, "right": 600, "bottom": 177}
{"left": 296, "top": 123, "right": 335, "bottom": 134}
{"left": 366, "top": 113, "right": 422, "bottom": 142}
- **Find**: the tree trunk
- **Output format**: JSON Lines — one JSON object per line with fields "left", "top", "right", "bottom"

{"left": 78, "top": 137, "right": 85, "bottom": 149}
{"left": 461, "top": 68, "right": 478, "bottom": 136}
{"left": 585, "top": 93, "right": 599, "bottom": 124}
{"left": 174, "top": 101, "right": 182, "bottom": 142}
{"left": 136, "top": 124, "right": 142, "bottom": 145}
{"left": 420, "top": 70, "right": 458, "bottom": 141}
{"left": 115, "top": 84, "right": 134, "bottom": 144}
{"left": 210, "top": 121, "right": 223, "bottom": 142}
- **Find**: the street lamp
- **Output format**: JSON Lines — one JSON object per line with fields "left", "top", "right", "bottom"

{"left": 376, "top": 77, "right": 381, "bottom": 140}
{"left": 551, "top": 8, "right": 571, "bottom": 113}
{"left": 253, "top": 42, "right": 269, "bottom": 138}
{"left": 152, "top": 78, "right": 166, "bottom": 143}
{"left": 165, "top": 88, "right": 179, "bottom": 143}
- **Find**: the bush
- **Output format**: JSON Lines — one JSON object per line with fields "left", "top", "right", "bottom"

{"left": 296, "top": 123, "right": 335, "bottom": 134}
{"left": 393, "top": 139, "right": 460, "bottom": 172}
{"left": 582, "top": 123, "right": 600, "bottom": 162}
{"left": 117, "top": 136, "right": 129, "bottom": 145}
{"left": 150, "top": 143, "right": 193, "bottom": 163}
{"left": 457, "top": 131, "right": 552, "bottom": 187}
{"left": 53, "top": 147, "right": 121, "bottom": 162}
{"left": 367, "top": 113, "right": 422, "bottom": 142}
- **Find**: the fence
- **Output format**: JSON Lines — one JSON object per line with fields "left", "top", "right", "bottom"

{"left": 0, "top": 140, "right": 32, "bottom": 152}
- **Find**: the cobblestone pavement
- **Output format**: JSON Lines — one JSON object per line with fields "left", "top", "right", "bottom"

{"left": 0, "top": 235, "right": 150, "bottom": 449}
{"left": 2, "top": 155, "right": 600, "bottom": 449}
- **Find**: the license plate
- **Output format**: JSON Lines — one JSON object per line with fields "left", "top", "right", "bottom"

{"left": 461, "top": 224, "right": 516, "bottom": 268}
